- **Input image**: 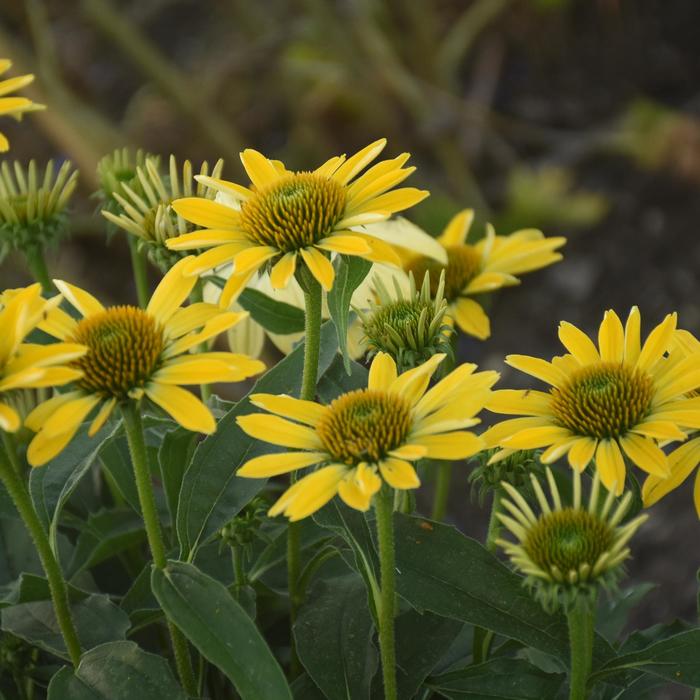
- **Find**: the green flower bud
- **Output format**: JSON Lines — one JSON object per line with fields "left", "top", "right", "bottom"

{"left": 357, "top": 270, "right": 454, "bottom": 373}
{"left": 497, "top": 467, "right": 647, "bottom": 612}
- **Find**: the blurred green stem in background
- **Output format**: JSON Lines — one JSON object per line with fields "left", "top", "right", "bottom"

{"left": 127, "top": 236, "right": 149, "bottom": 308}
{"left": 25, "top": 245, "right": 54, "bottom": 294}
{"left": 120, "top": 403, "right": 198, "bottom": 697}
{"left": 0, "top": 433, "right": 82, "bottom": 667}
{"left": 431, "top": 461, "right": 452, "bottom": 521}
{"left": 567, "top": 598, "right": 595, "bottom": 700}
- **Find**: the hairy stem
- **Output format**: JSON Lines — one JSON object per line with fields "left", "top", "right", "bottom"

{"left": 120, "top": 403, "right": 198, "bottom": 696}
{"left": 567, "top": 598, "right": 595, "bottom": 700}
{"left": 0, "top": 435, "right": 81, "bottom": 666}
{"left": 375, "top": 485, "right": 398, "bottom": 700}
{"left": 126, "top": 236, "right": 149, "bottom": 308}
{"left": 25, "top": 246, "right": 54, "bottom": 294}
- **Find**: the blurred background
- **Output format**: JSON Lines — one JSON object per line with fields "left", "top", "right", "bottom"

{"left": 1, "top": 0, "right": 699, "bottom": 674}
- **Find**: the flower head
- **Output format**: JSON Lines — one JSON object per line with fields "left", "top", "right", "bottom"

{"left": 0, "top": 59, "right": 45, "bottom": 152}
{"left": 0, "top": 160, "right": 78, "bottom": 260}
{"left": 25, "top": 258, "right": 265, "bottom": 466}
{"left": 167, "top": 139, "right": 437, "bottom": 306}
{"left": 236, "top": 352, "right": 498, "bottom": 520}
{"left": 642, "top": 328, "right": 700, "bottom": 517}
{"left": 102, "top": 154, "right": 223, "bottom": 271}
{"left": 357, "top": 269, "right": 453, "bottom": 372}
{"left": 497, "top": 467, "right": 647, "bottom": 611}
{"left": 96, "top": 148, "right": 152, "bottom": 204}
{"left": 373, "top": 210, "right": 565, "bottom": 339}
{"left": 0, "top": 284, "right": 86, "bottom": 432}
{"left": 485, "top": 308, "right": 700, "bottom": 494}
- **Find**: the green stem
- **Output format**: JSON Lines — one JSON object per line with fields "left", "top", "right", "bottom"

{"left": 120, "top": 403, "right": 198, "bottom": 697}
{"left": 25, "top": 246, "right": 54, "bottom": 294}
{"left": 127, "top": 236, "right": 149, "bottom": 308}
{"left": 232, "top": 546, "right": 246, "bottom": 594}
{"left": 567, "top": 599, "right": 595, "bottom": 700}
{"left": 299, "top": 273, "right": 323, "bottom": 403}
{"left": 431, "top": 461, "right": 452, "bottom": 521}
{"left": 287, "top": 269, "right": 323, "bottom": 677}
{"left": 375, "top": 485, "right": 397, "bottom": 700}
{"left": 0, "top": 435, "right": 81, "bottom": 667}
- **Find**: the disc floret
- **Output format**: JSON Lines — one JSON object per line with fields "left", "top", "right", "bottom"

{"left": 496, "top": 468, "right": 647, "bottom": 612}
{"left": 358, "top": 270, "right": 454, "bottom": 372}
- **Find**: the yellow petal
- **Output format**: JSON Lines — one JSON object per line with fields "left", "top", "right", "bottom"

{"left": 337, "top": 464, "right": 381, "bottom": 511}
{"left": 388, "top": 444, "right": 427, "bottom": 460}
{"left": 24, "top": 391, "right": 81, "bottom": 431}
{"left": 233, "top": 246, "right": 278, "bottom": 276}
{"left": 89, "top": 398, "right": 116, "bottom": 437}
{"left": 331, "top": 139, "right": 386, "bottom": 184}
{"left": 349, "top": 187, "right": 429, "bottom": 216}
{"left": 240, "top": 149, "right": 283, "bottom": 189}
{"left": 379, "top": 458, "right": 420, "bottom": 489}
{"left": 146, "top": 256, "right": 197, "bottom": 324}
{"left": 270, "top": 253, "right": 297, "bottom": 290}
{"left": 249, "top": 393, "right": 325, "bottom": 425}
{"left": 368, "top": 352, "right": 397, "bottom": 391}
{"left": 637, "top": 312, "right": 677, "bottom": 372}
{"left": 482, "top": 416, "right": 553, "bottom": 447}
{"left": 642, "top": 438, "right": 700, "bottom": 507}
{"left": 193, "top": 175, "right": 252, "bottom": 201}
{"left": 0, "top": 402, "right": 20, "bottom": 432}
{"left": 53, "top": 280, "right": 105, "bottom": 318}
{"left": 464, "top": 272, "right": 518, "bottom": 294}
{"left": 486, "top": 389, "right": 553, "bottom": 417}
{"left": 41, "top": 394, "right": 100, "bottom": 438}
{"left": 238, "top": 451, "right": 327, "bottom": 478}
{"left": 316, "top": 234, "right": 371, "bottom": 256}
{"left": 165, "top": 229, "right": 248, "bottom": 251}
{"left": 300, "top": 247, "right": 335, "bottom": 291}
{"left": 418, "top": 431, "right": 484, "bottom": 459}
{"left": 567, "top": 437, "right": 597, "bottom": 472}
{"left": 413, "top": 363, "right": 482, "bottom": 419}
{"left": 630, "top": 420, "right": 687, "bottom": 441}
{"left": 164, "top": 303, "right": 222, "bottom": 339}
{"left": 269, "top": 465, "right": 347, "bottom": 521}
{"left": 362, "top": 217, "right": 447, "bottom": 265}
{"left": 501, "top": 425, "right": 574, "bottom": 450}
{"left": 595, "top": 439, "right": 625, "bottom": 495}
{"left": 181, "top": 244, "right": 250, "bottom": 275}
{"left": 154, "top": 358, "right": 254, "bottom": 385}
{"left": 619, "top": 433, "right": 669, "bottom": 478}
{"left": 220, "top": 270, "right": 256, "bottom": 310}
{"left": 453, "top": 298, "right": 490, "bottom": 340}
{"left": 505, "top": 354, "right": 567, "bottom": 388}
{"left": 598, "top": 310, "right": 624, "bottom": 363}
{"left": 437, "top": 209, "right": 474, "bottom": 246}
{"left": 236, "top": 413, "right": 322, "bottom": 449}
{"left": 172, "top": 197, "right": 241, "bottom": 229}
{"left": 624, "top": 306, "right": 641, "bottom": 365}
{"left": 558, "top": 322, "right": 600, "bottom": 366}
{"left": 145, "top": 383, "right": 215, "bottom": 434}
{"left": 389, "top": 353, "right": 444, "bottom": 405}
{"left": 7, "top": 343, "right": 86, "bottom": 372}
{"left": 27, "top": 426, "right": 81, "bottom": 468}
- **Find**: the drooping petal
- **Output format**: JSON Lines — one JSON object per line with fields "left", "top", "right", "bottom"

{"left": 379, "top": 458, "right": 420, "bottom": 489}
{"left": 269, "top": 465, "right": 347, "bottom": 521}
{"left": 300, "top": 247, "right": 335, "bottom": 291}
{"left": 270, "top": 252, "right": 298, "bottom": 289}
{"left": 0, "top": 401, "right": 20, "bottom": 432}
{"left": 642, "top": 438, "right": 700, "bottom": 507}
{"left": 619, "top": 433, "right": 669, "bottom": 478}
{"left": 452, "top": 298, "right": 490, "bottom": 340}
{"left": 145, "top": 383, "right": 216, "bottom": 434}
{"left": 595, "top": 439, "right": 625, "bottom": 495}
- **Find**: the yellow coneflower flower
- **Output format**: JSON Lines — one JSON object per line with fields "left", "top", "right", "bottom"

{"left": 25, "top": 257, "right": 265, "bottom": 466}
{"left": 485, "top": 308, "right": 700, "bottom": 494}
{"left": 102, "top": 154, "right": 223, "bottom": 270}
{"left": 0, "top": 59, "right": 45, "bottom": 152}
{"left": 0, "top": 284, "right": 86, "bottom": 432}
{"left": 371, "top": 210, "right": 566, "bottom": 340}
{"left": 497, "top": 467, "right": 647, "bottom": 611}
{"left": 166, "top": 139, "right": 439, "bottom": 306}
{"left": 642, "top": 328, "right": 700, "bottom": 517}
{"left": 236, "top": 352, "right": 498, "bottom": 520}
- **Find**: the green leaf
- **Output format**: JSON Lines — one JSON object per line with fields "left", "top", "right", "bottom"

{"left": 152, "top": 561, "right": 291, "bottom": 700}
{"left": 295, "top": 572, "right": 378, "bottom": 700}
{"left": 158, "top": 427, "right": 197, "bottom": 526}
{"left": 313, "top": 501, "right": 380, "bottom": 617}
{"left": 0, "top": 572, "right": 89, "bottom": 608}
{"left": 66, "top": 508, "right": 145, "bottom": 577}
{"left": 0, "top": 517, "right": 43, "bottom": 584}
{"left": 427, "top": 658, "right": 565, "bottom": 699}
{"left": 238, "top": 287, "right": 305, "bottom": 334}
{"left": 393, "top": 514, "right": 613, "bottom": 664}
{"left": 2, "top": 594, "right": 130, "bottom": 660}
{"left": 29, "top": 421, "right": 120, "bottom": 550}
{"left": 317, "top": 354, "right": 368, "bottom": 403}
{"left": 597, "top": 583, "right": 656, "bottom": 643}
{"left": 392, "top": 611, "right": 463, "bottom": 698}
{"left": 326, "top": 255, "right": 371, "bottom": 373}
{"left": 175, "top": 321, "right": 338, "bottom": 559}
{"left": 290, "top": 675, "right": 326, "bottom": 700}
{"left": 593, "top": 629, "right": 700, "bottom": 688}
{"left": 47, "top": 640, "right": 187, "bottom": 700}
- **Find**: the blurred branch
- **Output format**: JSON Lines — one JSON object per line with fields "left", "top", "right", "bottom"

{"left": 80, "top": 0, "right": 244, "bottom": 160}
{"left": 0, "top": 3, "right": 122, "bottom": 185}
{"left": 436, "top": 0, "right": 512, "bottom": 84}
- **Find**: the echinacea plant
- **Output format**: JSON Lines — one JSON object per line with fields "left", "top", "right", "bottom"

{"left": 1, "top": 76, "right": 699, "bottom": 700}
